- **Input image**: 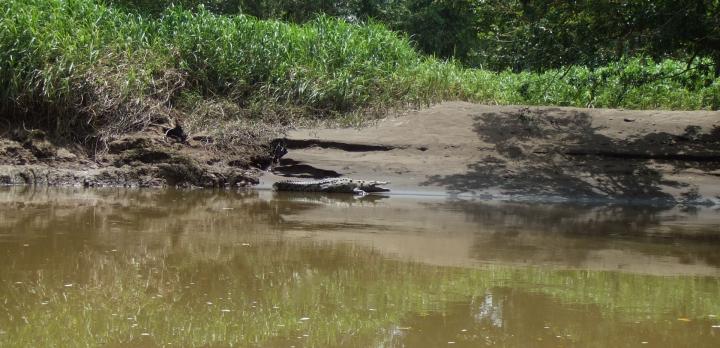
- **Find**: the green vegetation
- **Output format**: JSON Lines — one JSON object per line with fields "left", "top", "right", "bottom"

{"left": 1, "top": 0, "right": 718, "bottom": 148}
{"left": 111, "top": 0, "right": 720, "bottom": 73}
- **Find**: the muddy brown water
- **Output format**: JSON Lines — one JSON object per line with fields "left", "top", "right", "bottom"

{"left": 1, "top": 187, "right": 720, "bottom": 347}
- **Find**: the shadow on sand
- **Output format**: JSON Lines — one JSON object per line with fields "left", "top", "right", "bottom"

{"left": 423, "top": 108, "right": 720, "bottom": 204}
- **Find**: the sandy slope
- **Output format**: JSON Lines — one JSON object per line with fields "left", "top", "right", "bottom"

{"left": 262, "top": 102, "right": 720, "bottom": 204}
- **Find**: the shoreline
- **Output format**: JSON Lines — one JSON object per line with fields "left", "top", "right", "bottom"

{"left": 270, "top": 102, "right": 720, "bottom": 206}
{"left": 3, "top": 102, "right": 720, "bottom": 207}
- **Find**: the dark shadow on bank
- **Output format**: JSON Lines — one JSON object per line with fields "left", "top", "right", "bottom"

{"left": 422, "top": 108, "right": 720, "bottom": 204}
{"left": 271, "top": 158, "right": 342, "bottom": 179}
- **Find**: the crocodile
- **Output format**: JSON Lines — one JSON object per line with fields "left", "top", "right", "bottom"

{"left": 272, "top": 178, "right": 390, "bottom": 195}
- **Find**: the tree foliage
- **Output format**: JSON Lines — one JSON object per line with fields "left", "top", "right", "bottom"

{"left": 110, "top": 0, "right": 720, "bottom": 76}
{"left": 472, "top": 0, "right": 720, "bottom": 74}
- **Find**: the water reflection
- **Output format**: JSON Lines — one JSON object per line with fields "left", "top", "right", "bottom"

{"left": 0, "top": 187, "right": 719, "bottom": 347}
{"left": 392, "top": 289, "right": 720, "bottom": 348}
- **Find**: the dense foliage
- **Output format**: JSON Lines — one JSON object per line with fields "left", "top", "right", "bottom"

{"left": 112, "top": 0, "right": 720, "bottom": 74}
{"left": 470, "top": 0, "right": 720, "bottom": 73}
{"left": 0, "top": 0, "right": 446, "bottom": 143}
{"left": 0, "top": 0, "right": 718, "bottom": 147}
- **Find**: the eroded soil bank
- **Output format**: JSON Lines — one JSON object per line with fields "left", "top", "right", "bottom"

{"left": 264, "top": 102, "right": 720, "bottom": 205}
{"left": 0, "top": 121, "right": 260, "bottom": 188}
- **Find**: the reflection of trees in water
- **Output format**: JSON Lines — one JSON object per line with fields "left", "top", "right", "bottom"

{"left": 0, "top": 188, "right": 391, "bottom": 296}
{"left": 391, "top": 289, "right": 585, "bottom": 347}
{"left": 2, "top": 187, "right": 719, "bottom": 271}
{"left": 393, "top": 286, "right": 720, "bottom": 347}
{"left": 0, "top": 188, "right": 388, "bottom": 265}
{"left": 0, "top": 188, "right": 265, "bottom": 234}
{"left": 430, "top": 200, "right": 720, "bottom": 267}
{"left": 0, "top": 188, "right": 283, "bottom": 271}
{"left": 1, "top": 188, "right": 718, "bottom": 346}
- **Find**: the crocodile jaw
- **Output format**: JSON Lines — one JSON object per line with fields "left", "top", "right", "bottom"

{"left": 359, "top": 181, "right": 390, "bottom": 193}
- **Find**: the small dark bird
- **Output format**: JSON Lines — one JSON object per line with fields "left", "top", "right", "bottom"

{"left": 271, "top": 139, "right": 288, "bottom": 164}
{"left": 165, "top": 124, "right": 187, "bottom": 143}
{"left": 250, "top": 139, "right": 288, "bottom": 171}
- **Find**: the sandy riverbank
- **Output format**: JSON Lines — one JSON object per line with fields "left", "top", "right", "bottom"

{"left": 262, "top": 102, "right": 720, "bottom": 204}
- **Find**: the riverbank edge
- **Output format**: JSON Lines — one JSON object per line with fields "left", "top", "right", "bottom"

{"left": 1, "top": 166, "right": 718, "bottom": 207}
{"left": 3, "top": 102, "right": 720, "bottom": 208}
{"left": 0, "top": 125, "right": 262, "bottom": 189}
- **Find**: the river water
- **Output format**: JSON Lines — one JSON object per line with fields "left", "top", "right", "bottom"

{"left": 1, "top": 187, "right": 719, "bottom": 347}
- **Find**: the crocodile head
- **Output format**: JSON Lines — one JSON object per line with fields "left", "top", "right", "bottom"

{"left": 355, "top": 180, "right": 390, "bottom": 193}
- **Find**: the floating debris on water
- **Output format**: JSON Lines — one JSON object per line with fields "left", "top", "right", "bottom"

{"left": 299, "top": 317, "right": 310, "bottom": 321}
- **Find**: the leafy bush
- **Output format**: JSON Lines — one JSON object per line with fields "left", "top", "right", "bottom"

{"left": 0, "top": 0, "right": 718, "bottom": 148}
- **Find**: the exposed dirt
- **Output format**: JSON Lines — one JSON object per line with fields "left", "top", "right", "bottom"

{"left": 263, "top": 102, "right": 720, "bottom": 205}
{"left": 0, "top": 122, "right": 260, "bottom": 188}
{"left": 3, "top": 102, "right": 719, "bottom": 203}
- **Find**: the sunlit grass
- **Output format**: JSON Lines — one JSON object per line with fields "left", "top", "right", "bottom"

{"left": 1, "top": 0, "right": 718, "bottom": 148}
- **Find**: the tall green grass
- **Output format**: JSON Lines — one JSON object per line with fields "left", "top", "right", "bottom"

{"left": 1, "top": 0, "right": 718, "bottom": 147}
